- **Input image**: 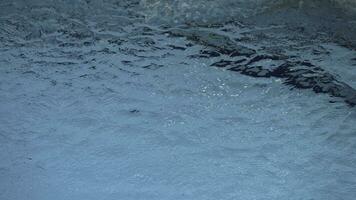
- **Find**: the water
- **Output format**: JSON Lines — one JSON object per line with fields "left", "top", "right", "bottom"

{"left": 140, "top": 0, "right": 356, "bottom": 24}
{"left": 1, "top": 1, "right": 356, "bottom": 199}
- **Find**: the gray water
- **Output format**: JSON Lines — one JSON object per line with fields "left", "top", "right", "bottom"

{"left": 1, "top": 1, "right": 356, "bottom": 199}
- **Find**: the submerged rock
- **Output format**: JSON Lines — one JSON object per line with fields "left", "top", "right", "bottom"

{"left": 213, "top": 56, "right": 356, "bottom": 107}
{"left": 272, "top": 61, "right": 356, "bottom": 106}
{"left": 164, "top": 26, "right": 356, "bottom": 106}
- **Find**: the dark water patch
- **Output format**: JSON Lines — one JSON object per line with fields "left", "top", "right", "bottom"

{"left": 229, "top": 65, "right": 273, "bottom": 78}
{"left": 130, "top": 36, "right": 156, "bottom": 47}
{"left": 200, "top": 50, "right": 220, "bottom": 57}
{"left": 212, "top": 59, "right": 246, "bottom": 68}
{"left": 108, "top": 38, "right": 126, "bottom": 46}
{"left": 164, "top": 28, "right": 256, "bottom": 57}
{"left": 129, "top": 109, "right": 140, "bottom": 113}
{"left": 142, "top": 63, "right": 164, "bottom": 70}
{"left": 98, "top": 48, "right": 117, "bottom": 54}
{"left": 167, "top": 44, "right": 186, "bottom": 50}
{"left": 246, "top": 54, "right": 286, "bottom": 65}
{"left": 189, "top": 50, "right": 222, "bottom": 58}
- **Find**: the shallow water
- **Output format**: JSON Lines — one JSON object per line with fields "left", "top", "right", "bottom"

{"left": 1, "top": 1, "right": 356, "bottom": 199}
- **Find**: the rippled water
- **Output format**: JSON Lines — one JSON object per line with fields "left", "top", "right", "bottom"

{"left": 1, "top": 1, "right": 356, "bottom": 199}
{"left": 141, "top": 0, "right": 356, "bottom": 24}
